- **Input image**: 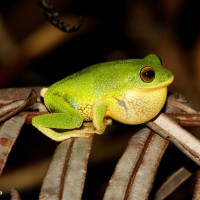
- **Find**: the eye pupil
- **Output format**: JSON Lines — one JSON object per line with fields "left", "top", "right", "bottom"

{"left": 144, "top": 70, "right": 155, "bottom": 78}
{"left": 140, "top": 66, "right": 155, "bottom": 83}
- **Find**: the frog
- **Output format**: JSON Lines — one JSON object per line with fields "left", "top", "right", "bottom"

{"left": 32, "top": 54, "right": 174, "bottom": 141}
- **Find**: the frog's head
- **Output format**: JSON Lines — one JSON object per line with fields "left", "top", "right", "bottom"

{"left": 133, "top": 54, "right": 174, "bottom": 90}
{"left": 125, "top": 54, "right": 174, "bottom": 123}
{"left": 114, "top": 54, "right": 174, "bottom": 124}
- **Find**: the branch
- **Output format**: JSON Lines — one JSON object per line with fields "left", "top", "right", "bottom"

{"left": 146, "top": 113, "right": 200, "bottom": 165}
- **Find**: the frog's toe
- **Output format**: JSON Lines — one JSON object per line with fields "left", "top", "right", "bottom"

{"left": 104, "top": 118, "right": 112, "bottom": 125}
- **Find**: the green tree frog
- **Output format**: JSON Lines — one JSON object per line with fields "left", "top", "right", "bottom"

{"left": 32, "top": 54, "right": 173, "bottom": 141}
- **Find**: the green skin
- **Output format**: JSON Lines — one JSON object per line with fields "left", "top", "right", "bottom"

{"left": 32, "top": 54, "right": 174, "bottom": 141}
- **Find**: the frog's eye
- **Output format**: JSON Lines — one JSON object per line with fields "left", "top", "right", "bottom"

{"left": 140, "top": 67, "right": 155, "bottom": 83}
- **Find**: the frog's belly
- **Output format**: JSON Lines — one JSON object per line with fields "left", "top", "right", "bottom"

{"left": 107, "top": 88, "right": 168, "bottom": 124}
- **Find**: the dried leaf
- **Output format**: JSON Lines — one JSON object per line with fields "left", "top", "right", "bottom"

{"left": 103, "top": 128, "right": 168, "bottom": 200}
{"left": 0, "top": 115, "right": 27, "bottom": 174}
{"left": 146, "top": 113, "right": 200, "bottom": 165}
{"left": 11, "top": 188, "right": 21, "bottom": 200}
{"left": 166, "top": 93, "right": 197, "bottom": 114}
{"left": 0, "top": 88, "right": 42, "bottom": 105}
{"left": 39, "top": 137, "right": 93, "bottom": 200}
{"left": 166, "top": 113, "right": 200, "bottom": 127}
{"left": 193, "top": 170, "right": 200, "bottom": 200}
{"left": 154, "top": 167, "right": 192, "bottom": 200}
{"left": 0, "top": 89, "right": 37, "bottom": 123}
{"left": 167, "top": 100, "right": 197, "bottom": 114}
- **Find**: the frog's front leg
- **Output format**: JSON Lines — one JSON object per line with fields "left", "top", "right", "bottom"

{"left": 92, "top": 101, "right": 112, "bottom": 134}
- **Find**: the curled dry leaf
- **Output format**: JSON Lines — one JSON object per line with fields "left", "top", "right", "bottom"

{"left": 0, "top": 89, "right": 37, "bottom": 123}
{"left": 0, "top": 89, "right": 38, "bottom": 175}
{"left": 146, "top": 113, "right": 200, "bottom": 166}
{"left": 103, "top": 128, "right": 168, "bottom": 200}
{"left": 0, "top": 88, "right": 42, "bottom": 105}
{"left": 166, "top": 113, "right": 200, "bottom": 127}
{"left": 167, "top": 100, "right": 197, "bottom": 114}
{"left": 193, "top": 170, "right": 200, "bottom": 200}
{"left": 11, "top": 188, "right": 21, "bottom": 200}
{"left": 166, "top": 93, "right": 197, "bottom": 114}
{"left": 0, "top": 115, "right": 27, "bottom": 174}
{"left": 154, "top": 167, "right": 192, "bottom": 200}
{"left": 39, "top": 137, "right": 93, "bottom": 200}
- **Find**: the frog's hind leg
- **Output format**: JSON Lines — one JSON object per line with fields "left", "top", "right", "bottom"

{"left": 32, "top": 112, "right": 92, "bottom": 141}
{"left": 32, "top": 113, "right": 83, "bottom": 129}
{"left": 36, "top": 126, "right": 94, "bottom": 142}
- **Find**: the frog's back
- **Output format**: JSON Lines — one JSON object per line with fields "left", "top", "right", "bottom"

{"left": 45, "top": 55, "right": 171, "bottom": 101}
{"left": 50, "top": 59, "right": 141, "bottom": 94}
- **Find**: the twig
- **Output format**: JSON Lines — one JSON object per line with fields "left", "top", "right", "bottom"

{"left": 146, "top": 113, "right": 200, "bottom": 165}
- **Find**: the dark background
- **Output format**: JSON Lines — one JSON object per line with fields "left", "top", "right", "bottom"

{"left": 0, "top": 0, "right": 199, "bottom": 199}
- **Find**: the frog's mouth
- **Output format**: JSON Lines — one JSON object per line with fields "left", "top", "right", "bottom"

{"left": 137, "top": 76, "right": 174, "bottom": 91}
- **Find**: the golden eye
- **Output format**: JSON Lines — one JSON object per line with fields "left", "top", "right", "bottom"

{"left": 140, "top": 67, "right": 155, "bottom": 83}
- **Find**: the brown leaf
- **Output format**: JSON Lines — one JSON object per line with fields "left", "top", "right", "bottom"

{"left": 103, "top": 128, "right": 168, "bottom": 200}
{"left": 154, "top": 167, "right": 192, "bottom": 200}
{"left": 193, "top": 170, "right": 200, "bottom": 200}
{"left": 11, "top": 188, "right": 21, "bottom": 200}
{"left": 0, "top": 89, "right": 37, "bottom": 123}
{"left": 0, "top": 88, "right": 42, "bottom": 105}
{"left": 146, "top": 113, "right": 200, "bottom": 165}
{"left": 0, "top": 115, "right": 27, "bottom": 174}
{"left": 39, "top": 137, "right": 93, "bottom": 200}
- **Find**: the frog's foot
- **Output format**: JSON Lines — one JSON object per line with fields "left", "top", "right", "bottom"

{"left": 33, "top": 113, "right": 112, "bottom": 141}
{"left": 83, "top": 118, "right": 113, "bottom": 135}
{"left": 37, "top": 126, "right": 94, "bottom": 142}
{"left": 104, "top": 118, "right": 112, "bottom": 126}
{"left": 36, "top": 121, "right": 109, "bottom": 142}
{"left": 81, "top": 121, "right": 103, "bottom": 134}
